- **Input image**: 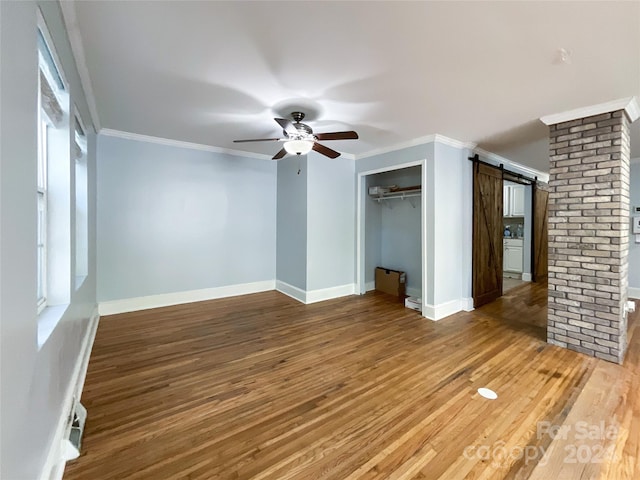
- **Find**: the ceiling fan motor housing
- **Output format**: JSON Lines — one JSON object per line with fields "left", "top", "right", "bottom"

{"left": 291, "top": 111, "right": 305, "bottom": 122}
{"left": 287, "top": 112, "right": 313, "bottom": 137}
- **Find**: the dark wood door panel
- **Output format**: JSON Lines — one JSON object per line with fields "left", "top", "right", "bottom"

{"left": 533, "top": 184, "right": 549, "bottom": 282}
{"left": 473, "top": 163, "right": 503, "bottom": 308}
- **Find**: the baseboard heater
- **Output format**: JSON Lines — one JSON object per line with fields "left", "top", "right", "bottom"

{"left": 62, "top": 401, "right": 87, "bottom": 461}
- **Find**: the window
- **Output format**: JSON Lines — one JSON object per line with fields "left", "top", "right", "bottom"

{"left": 37, "top": 13, "right": 72, "bottom": 346}
{"left": 74, "top": 114, "right": 88, "bottom": 286}
{"left": 37, "top": 30, "right": 67, "bottom": 313}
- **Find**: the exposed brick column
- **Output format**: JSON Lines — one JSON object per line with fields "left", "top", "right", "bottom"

{"left": 546, "top": 110, "right": 631, "bottom": 364}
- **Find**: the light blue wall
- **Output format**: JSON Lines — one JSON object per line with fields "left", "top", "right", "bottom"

{"left": 1, "top": 2, "right": 98, "bottom": 478}
{"left": 431, "top": 142, "right": 473, "bottom": 305}
{"left": 356, "top": 144, "right": 430, "bottom": 174}
{"left": 306, "top": 153, "right": 355, "bottom": 291}
{"left": 276, "top": 155, "right": 308, "bottom": 290}
{"left": 97, "top": 135, "right": 277, "bottom": 301}
{"left": 630, "top": 163, "right": 640, "bottom": 291}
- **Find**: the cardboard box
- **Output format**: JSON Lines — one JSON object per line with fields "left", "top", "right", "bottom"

{"left": 375, "top": 267, "right": 406, "bottom": 298}
{"left": 405, "top": 296, "right": 422, "bottom": 311}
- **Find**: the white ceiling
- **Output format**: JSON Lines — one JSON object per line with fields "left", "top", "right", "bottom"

{"left": 68, "top": 1, "right": 640, "bottom": 172}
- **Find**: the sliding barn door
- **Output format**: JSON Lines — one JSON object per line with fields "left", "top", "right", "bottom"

{"left": 473, "top": 163, "right": 503, "bottom": 308}
{"left": 533, "top": 184, "right": 549, "bottom": 282}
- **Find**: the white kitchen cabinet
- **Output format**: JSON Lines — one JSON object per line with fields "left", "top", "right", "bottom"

{"left": 504, "top": 185, "right": 525, "bottom": 217}
{"left": 503, "top": 238, "right": 523, "bottom": 273}
{"left": 510, "top": 185, "right": 525, "bottom": 216}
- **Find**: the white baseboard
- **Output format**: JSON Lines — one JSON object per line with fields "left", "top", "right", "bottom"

{"left": 522, "top": 273, "right": 532, "bottom": 282}
{"left": 40, "top": 307, "right": 100, "bottom": 480}
{"left": 629, "top": 287, "right": 640, "bottom": 300}
{"left": 460, "top": 297, "right": 475, "bottom": 312}
{"left": 276, "top": 281, "right": 356, "bottom": 304}
{"left": 423, "top": 299, "right": 466, "bottom": 321}
{"left": 365, "top": 281, "right": 375, "bottom": 292}
{"left": 98, "top": 280, "right": 276, "bottom": 315}
{"left": 306, "top": 284, "right": 355, "bottom": 304}
{"left": 275, "top": 280, "right": 307, "bottom": 303}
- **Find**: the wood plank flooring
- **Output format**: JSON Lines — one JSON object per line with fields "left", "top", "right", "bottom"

{"left": 64, "top": 283, "right": 639, "bottom": 480}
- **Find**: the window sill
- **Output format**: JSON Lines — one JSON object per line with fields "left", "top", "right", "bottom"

{"left": 75, "top": 274, "right": 87, "bottom": 291}
{"left": 37, "top": 304, "right": 69, "bottom": 349}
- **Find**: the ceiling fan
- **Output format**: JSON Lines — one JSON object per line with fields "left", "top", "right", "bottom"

{"left": 233, "top": 112, "right": 359, "bottom": 160}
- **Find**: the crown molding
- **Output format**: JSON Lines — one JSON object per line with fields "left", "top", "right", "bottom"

{"left": 354, "top": 134, "right": 437, "bottom": 160}
{"left": 540, "top": 97, "right": 640, "bottom": 126}
{"left": 98, "top": 128, "right": 550, "bottom": 182}
{"left": 352, "top": 133, "right": 547, "bottom": 183}
{"left": 473, "top": 147, "right": 550, "bottom": 183}
{"left": 308, "top": 149, "right": 355, "bottom": 161}
{"left": 59, "top": 0, "right": 101, "bottom": 132}
{"left": 354, "top": 134, "right": 475, "bottom": 161}
{"left": 627, "top": 98, "right": 640, "bottom": 123}
{"left": 433, "top": 134, "right": 477, "bottom": 151}
{"left": 99, "top": 129, "right": 273, "bottom": 160}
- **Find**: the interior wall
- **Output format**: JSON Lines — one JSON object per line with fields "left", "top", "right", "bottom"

{"left": 356, "top": 144, "right": 429, "bottom": 174}
{"left": 630, "top": 162, "right": 640, "bottom": 292}
{"left": 276, "top": 155, "right": 308, "bottom": 290}
{"left": 431, "top": 142, "right": 473, "bottom": 307}
{"left": 97, "top": 135, "right": 276, "bottom": 302}
{"left": 306, "top": 153, "right": 355, "bottom": 291}
{"left": 367, "top": 166, "right": 422, "bottom": 297}
{"left": 1, "top": 1, "right": 98, "bottom": 478}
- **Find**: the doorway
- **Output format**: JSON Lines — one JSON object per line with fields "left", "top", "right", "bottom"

{"left": 472, "top": 159, "right": 548, "bottom": 308}
{"left": 356, "top": 160, "right": 427, "bottom": 316}
{"left": 502, "top": 178, "right": 533, "bottom": 292}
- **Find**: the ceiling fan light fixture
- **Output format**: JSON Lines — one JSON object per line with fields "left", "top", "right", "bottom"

{"left": 284, "top": 139, "right": 313, "bottom": 156}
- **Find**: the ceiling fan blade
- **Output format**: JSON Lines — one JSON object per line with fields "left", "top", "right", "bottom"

{"left": 233, "top": 138, "right": 282, "bottom": 143}
{"left": 312, "top": 142, "right": 341, "bottom": 159}
{"left": 272, "top": 148, "right": 287, "bottom": 160}
{"left": 274, "top": 118, "right": 298, "bottom": 135}
{"left": 314, "top": 131, "right": 359, "bottom": 141}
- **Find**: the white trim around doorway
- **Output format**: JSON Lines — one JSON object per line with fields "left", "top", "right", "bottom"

{"left": 356, "top": 160, "right": 427, "bottom": 318}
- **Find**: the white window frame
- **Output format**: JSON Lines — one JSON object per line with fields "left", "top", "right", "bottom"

{"left": 36, "top": 9, "right": 72, "bottom": 347}
{"left": 74, "top": 109, "right": 89, "bottom": 287}
{"left": 37, "top": 109, "right": 49, "bottom": 314}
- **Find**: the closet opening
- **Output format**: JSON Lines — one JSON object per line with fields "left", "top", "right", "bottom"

{"left": 356, "top": 161, "right": 426, "bottom": 315}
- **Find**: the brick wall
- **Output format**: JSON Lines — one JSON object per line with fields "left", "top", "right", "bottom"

{"left": 547, "top": 110, "right": 630, "bottom": 364}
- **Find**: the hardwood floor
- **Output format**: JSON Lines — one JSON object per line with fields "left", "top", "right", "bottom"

{"left": 64, "top": 283, "right": 639, "bottom": 480}
{"left": 502, "top": 276, "right": 527, "bottom": 293}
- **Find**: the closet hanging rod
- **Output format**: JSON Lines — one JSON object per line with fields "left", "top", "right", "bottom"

{"left": 374, "top": 191, "right": 421, "bottom": 202}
